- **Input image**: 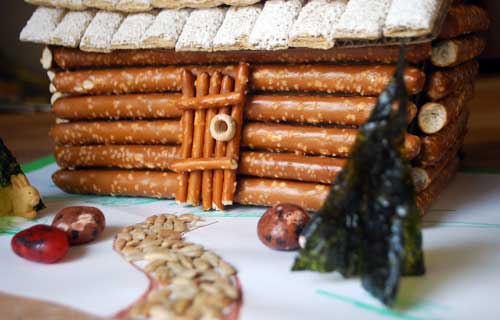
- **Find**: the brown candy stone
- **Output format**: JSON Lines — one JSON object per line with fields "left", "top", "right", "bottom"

{"left": 52, "top": 206, "right": 106, "bottom": 245}
{"left": 257, "top": 203, "right": 310, "bottom": 251}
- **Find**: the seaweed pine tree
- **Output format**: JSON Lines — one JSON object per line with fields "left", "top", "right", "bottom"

{"left": 292, "top": 49, "right": 425, "bottom": 306}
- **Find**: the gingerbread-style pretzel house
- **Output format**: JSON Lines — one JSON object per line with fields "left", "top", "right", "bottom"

{"left": 20, "top": 0, "right": 490, "bottom": 212}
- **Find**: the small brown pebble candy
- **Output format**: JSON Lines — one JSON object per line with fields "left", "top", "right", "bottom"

{"left": 52, "top": 206, "right": 106, "bottom": 245}
{"left": 257, "top": 203, "right": 310, "bottom": 251}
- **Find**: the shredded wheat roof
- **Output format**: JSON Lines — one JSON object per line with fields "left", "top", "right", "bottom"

{"left": 20, "top": 0, "right": 451, "bottom": 52}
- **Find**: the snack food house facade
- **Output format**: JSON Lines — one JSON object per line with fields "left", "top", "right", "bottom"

{"left": 20, "top": 0, "right": 489, "bottom": 212}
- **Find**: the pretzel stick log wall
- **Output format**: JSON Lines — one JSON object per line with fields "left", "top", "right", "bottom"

{"left": 51, "top": 64, "right": 425, "bottom": 96}
{"left": 418, "top": 109, "right": 469, "bottom": 167}
{"left": 222, "top": 63, "right": 249, "bottom": 206}
{"left": 241, "top": 123, "right": 421, "bottom": 160}
{"left": 52, "top": 67, "right": 181, "bottom": 95}
{"left": 439, "top": 4, "right": 490, "bottom": 39}
{"left": 416, "top": 157, "right": 460, "bottom": 214}
{"left": 176, "top": 70, "right": 196, "bottom": 204}
{"left": 50, "top": 120, "right": 182, "bottom": 145}
{"left": 52, "top": 169, "right": 179, "bottom": 198}
{"left": 431, "top": 34, "right": 487, "bottom": 68}
{"left": 53, "top": 94, "right": 182, "bottom": 120}
{"left": 426, "top": 60, "right": 479, "bottom": 100}
{"left": 51, "top": 43, "right": 432, "bottom": 69}
{"left": 213, "top": 76, "right": 235, "bottom": 210}
{"left": 245, "top": 95, "right": 417, "bottom": 125}
{"left": 55, "top": 145, "right": 181, "bottom": 170}
{"left": 239, "top": 152, "right": 345, "bottom": 184}
{"left": 234, "top": 178, "right": 330, "bottom": 211}
{"left": 251, "top": 65, "right": 425, "bottom": 95}
{"left": 418, "top": 81, "right": 473, "bottom": 134}
{"left": 187, "top": 72, "right": 210, "bottom": 206}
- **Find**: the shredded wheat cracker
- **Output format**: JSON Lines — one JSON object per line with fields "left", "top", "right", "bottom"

{"left": 289, "top": 0, "right": 347, "bottom": 49}
{"left": 80, "top": 11, "right": 125, "bottom": 52}
{"left": 20, "top": 7, "right": 66, "bottom": 44}
{"left": 176, "top": 8, "right": 226, "bottom": 52}
{"left": 152, "top": 0, "right": 223, "bottom": 9}
{"left": 384, "top": 0, "right": 441, "bottom": 37}
{"left": 53, "top": 0, "right": 87, "bottom": 10}
{"left": 141, "top": 9, "right": 191, "bottom": 49}
{"left": 334, "top": 0, "right": 391, "bottom": 40}
{"left": 50, "top": 10, "right": 95, "bottom": 47}
{"left": 111, "top": 12, "right": 157, "bottom": 50}
{"left": 248, "top": 0, "right": 303, "bottom": 50}
{"left": 213, "top": 4, "right": 262, "bottom": 51}
{"left": 116, "top": 0, "right": 153, "bottom": 12}
{"left": 83, "top": 0, "right": 119, "bottom": 10}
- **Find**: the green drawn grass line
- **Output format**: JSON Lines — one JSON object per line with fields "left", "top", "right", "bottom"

{"left": 316, "top": 289, "right": 432, "bottom": 320}
{"left": 422, "top": 220, "right": 500, "bottom": 229}
{"left": 21, "top": 154, "right": 56, "bottom": 173}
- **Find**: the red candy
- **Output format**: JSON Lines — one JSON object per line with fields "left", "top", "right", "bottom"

{"left": 11, "top": 225, "right": 69, "bottom": 263}
{"left": 257, "top": 203, "right": 310, "bottom": 251}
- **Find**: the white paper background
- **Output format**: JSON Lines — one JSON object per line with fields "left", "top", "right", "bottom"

{"left": 1, "top": 163, "right": 500, "bottom": 320}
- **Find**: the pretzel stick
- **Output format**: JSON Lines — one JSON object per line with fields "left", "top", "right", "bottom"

{"left": 241, "top": 123, "right": 421, "bottom": 160}
{"left": 212, "top": 76, "right": 235, "bottom": 210}
{"left": 426, "top": 60, "right": 479, "bottom": 100}
{"left": 171, "top": 158, "right": 237, "bottom": 173}
{"left": 52, "top": 67, "right": 181, "bottom": 95}
{"left": 53, "top": 94, "right": 182, "bottom": 120}
{"left": 416, "top": 157, "right": 460, "bottom": 214}
{"left": 418, "top": 81, "right": 473, "bottom": 134}
{"left": 245, "top": 95, "right": 417, "bottom": 125}
{"left": 222, "top": 63, "right": 249, "bottom": 206}
{"left": 202, "top": 72, "right": 222, "bottom": 210}
{"left": 431, "top": 34, "right": 487, "bottom": 68}
{"left": 186, "top": 72, "right": 210, "bottom": 206}
{"left": 55, "top": 145, "right": 180, "bottom": 170}
{"left": 251, "top": 65, "right": 425, "bottom": 95}
{"left": 439, "top": 4, "right": 490, "bottom": 39}
{"left": 411, "top": 135, "right": 463, "bottom": 192}
{"left": 51, "top": 43, "right": 432, "bottom": 69}
{"left": 176, "top": 91, "right": 242, "bottom": 111}
{"left": 239, "top": 152, "right": 345, "bottom": 184}
{"left": 176, "top": 70, "right": 196, "bottom": 204}
{"left": 52, "top": 169, "right": 178, "bottom": 198}
{"left": 418, "top": 109, "right": 469, "bottom": 167}
{"left": 51, "top": 64, "right": 424, "bottom": 96}
{"left": 50, "top": 120, "right": 181, "bottom": 145}
{"left": 234, "top": 178, "right": 330, "bottom": 211}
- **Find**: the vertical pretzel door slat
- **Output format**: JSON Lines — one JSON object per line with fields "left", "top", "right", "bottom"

{"left": 212, "top": 76, "right": 235, "bottom": 210}
{"left": 175, "top": 70, "right": 195, "bottom": 204}
{"left": 173, "top": 64, "right": 247, "bottom": 211}
{"left": 202, "top": 72, "right": 223, "bottom": 210}
{"left": 222, "top": 63, "right": 250, "bottom": 206}
{"left": 187, "top": 73, "right": 210, "bottom": 206}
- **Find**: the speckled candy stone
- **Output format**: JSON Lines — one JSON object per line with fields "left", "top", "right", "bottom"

{"left": 257, "top": 203, "right": 310, "bottom": 251}
{"left": 52, "top": 206, "right": 106, "bottom": 245}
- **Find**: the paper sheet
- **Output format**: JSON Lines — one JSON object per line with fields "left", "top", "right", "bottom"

{"left": 1, "top": 161, "right": 500, "bottom": 320}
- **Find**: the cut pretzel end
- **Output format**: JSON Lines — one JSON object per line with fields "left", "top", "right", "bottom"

{"left": 418, "top": 103, "right": 447, "bottom": 134}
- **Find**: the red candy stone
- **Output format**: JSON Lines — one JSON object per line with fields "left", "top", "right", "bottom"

{"left": 257, "top": 203, "right": 310, "bottom": 251}
{"left": 11, "top": 225, "right": 69, "bottom": 264}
